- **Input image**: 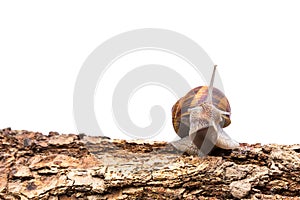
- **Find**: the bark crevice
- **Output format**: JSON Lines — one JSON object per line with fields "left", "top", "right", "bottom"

{"left": 0, "top": 128, "right": 299, "bottom": 199}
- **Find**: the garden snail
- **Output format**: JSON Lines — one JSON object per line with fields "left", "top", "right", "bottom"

{"left": 171, "top": 65, "right": 239, "bottom": 156}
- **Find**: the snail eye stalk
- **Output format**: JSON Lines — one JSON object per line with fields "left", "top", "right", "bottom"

{"left": 206, "top": 65, "right": 217, "bottom": 104}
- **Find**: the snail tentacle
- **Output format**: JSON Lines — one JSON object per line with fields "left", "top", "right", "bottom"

{"left": 206, "top": 65, "right": 217, "bottom": 104}
{"left": 213, "top": 105, "right": 231, "bottom": 116}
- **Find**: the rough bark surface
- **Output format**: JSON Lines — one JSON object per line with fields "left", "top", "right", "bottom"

{"left": 0, "top": 127, "right": 299, "bottom": 199}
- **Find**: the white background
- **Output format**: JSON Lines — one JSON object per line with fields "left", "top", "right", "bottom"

{"left": 1, "top": 1, "right": 300, "bottom": 144}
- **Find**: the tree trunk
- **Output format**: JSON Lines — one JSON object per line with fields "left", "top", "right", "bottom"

{"left": 0, "top": 128, "right": 299, "bottom": 199}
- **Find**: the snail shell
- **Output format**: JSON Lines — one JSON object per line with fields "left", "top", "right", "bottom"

{"left": 171, "top": 65, "right": 239, "bottom": 155}
{"left": 172, "top": 86, "right": 231, "bottom": 137}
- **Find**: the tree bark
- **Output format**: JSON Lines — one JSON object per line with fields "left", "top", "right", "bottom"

{"left": 0, "top": 127, "right": 299, "bottom": 199}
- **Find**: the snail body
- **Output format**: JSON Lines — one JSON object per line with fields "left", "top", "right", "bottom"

{"left": 171, "top": 65, "right": 239, "bottom": 156}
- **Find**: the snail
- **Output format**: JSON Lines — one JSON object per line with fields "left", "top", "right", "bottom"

{"left": 171, "top": 65, "right": 239, "bottom": 156}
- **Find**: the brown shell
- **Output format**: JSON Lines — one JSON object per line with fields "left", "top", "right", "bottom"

{"left": 172, "top": 86, "right": 231, "bottom": 138}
